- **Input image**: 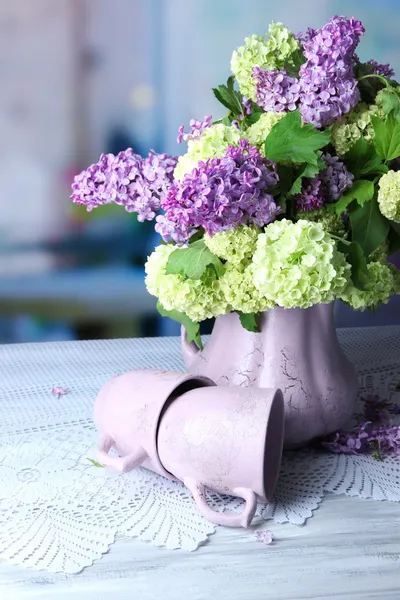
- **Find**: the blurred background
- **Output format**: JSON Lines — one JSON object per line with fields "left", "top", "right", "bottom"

{"left": 0, "top": 0, "right": 399, "bottom": 344}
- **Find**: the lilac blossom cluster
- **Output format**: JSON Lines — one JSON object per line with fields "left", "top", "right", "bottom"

{"left": 323, "top": 395, "right": 400, "bottom": 459}
{"left": 177, "top": 115, "right": 213, "bottom": 144}
{"left": 71, "top": 149, "right": 177, "bottom": 222}
{"left": 295, "top": 153, "right": 354, "bottom": 211}
{"left": 253, "top": 16, "right": 365, "bottom": 128}
{"left": 366, "top": 59, "right": 395, "bottom": 79}
{"left": 156, "top": 140, "right": 280, "bottom": 244}
{"left": 253, "top": 68, "right": 300, "bottom": 112}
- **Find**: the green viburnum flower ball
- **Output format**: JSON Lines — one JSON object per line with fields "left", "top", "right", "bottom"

{"left": 296, "top": 208, "right": 347, "bottom": 237}
{"left": 246, "top": 112, "right": 285, "bottom": 155}
{"left": 369, "top": 240, "right": 389, "bottom": 264}
{"left": 251, "top": 219, "right": 351, "bottom": 309}
{"left": 389, "top": 264, "right": 400, "bottom": 294}
{"left": 339, "top": 262, "right": 395, "bottom": 310}
{"left": 145, "top": 244, "right": 230, "bottom": 322}
{"left": 220, "top": 262, "right": 275, "bottom": 314}
{"left": 174, "top": 124, "right": 241, "bottom": 180}
{"left": 331, "top": 102, "right": 383, "bottom": 156}
{"left": 231, "top": 24, "right": 300, "bottom": 101}
{"left": 204, "top": 225, "right": 259, "bottom": 266}
{"left": 377, "top": 170, "right": 400, "bottom": 222}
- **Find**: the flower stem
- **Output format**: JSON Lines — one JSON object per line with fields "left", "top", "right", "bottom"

{"left": 357, "top": 74, "right": 390, "bottom": 88}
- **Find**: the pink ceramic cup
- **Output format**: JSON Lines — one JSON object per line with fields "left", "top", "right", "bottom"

{"left": 93, "top": 369, "right": 215, "bottom": 477}
{"left": 157, "top": 386, "right": 284, "bottom": 528}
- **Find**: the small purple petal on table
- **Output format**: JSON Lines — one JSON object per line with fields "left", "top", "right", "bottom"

{"left": 51, "top": 385, "right": 69, "bottom": 399}
{"left": 255, "top": 530, "right": 274, "bottom": 545}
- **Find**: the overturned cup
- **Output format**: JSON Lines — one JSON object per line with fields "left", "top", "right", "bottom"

{"left": 157, "top": 385, "right": 284, "bottom": 528}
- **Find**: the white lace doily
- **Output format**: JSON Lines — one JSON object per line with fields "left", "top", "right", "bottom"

{"left": 0, "top": 327, "right": 399, "bottom": 573}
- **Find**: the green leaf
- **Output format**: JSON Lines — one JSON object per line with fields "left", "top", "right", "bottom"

{"left": 87, "top": 458, "right": 105, "bottom": 469}
{"left": 275, "top": 164, "right": 296, "bottom": 198}
{"left": 166, "top": 240, "right": 225, "bottom": 280}
{"left": 283, "top": 48, "right": 306, "bottom": 77}
{"left": 328, "top": 180, "right": 374, "bottom": 215}
{"left": 335, "top": 239, "right": 369, "bottom": 290}
{"left": 264, "top": 111, "right": 331, "bottom": 166}
{"left": 157, "top": 302, "right": 203, "bottom": 350}
{"left": 288, "top": 159, "right": 326, "bottom": 196}
{"left": 243, "top": 111, "right": 262, "bottom": 126}
{"left": 187, "top": 228, "right": 205, "bottom": 244}
{"left": 388, "top": 223, "right": 400, "bottom": 256}
{"left": 354, "top": 61, "right": 386, "bottom": 104}
{"left": 378, "top": 88, "right": 400, "bottom": 117}
{"left": 213, "top": 116, "right": 232, "bottom": 126}
{"left": 212, "top": 76, "right": 243, "bottom": 116}
{"left": 372, "top": 113, "right": 400, "bottom": 161}
{"left": 238, "top": 312, "right": 260, "bottom": 333}
{"left": 343, "top": 138, "right": 387, "bottom": 178}
{"left": 349, "top": 197, "right": 391, "bottom": 257}
{"left": 276, "top": 194, "right": 287, "bottom": 213}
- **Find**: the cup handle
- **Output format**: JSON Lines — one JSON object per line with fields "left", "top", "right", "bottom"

{"left": 184, "top": 477, "right": 257, "bottom": 528}
{"left": 96, "top": 434, "right": 147, "bottom": 473}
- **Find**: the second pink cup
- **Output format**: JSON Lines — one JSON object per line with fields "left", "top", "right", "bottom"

{"left": 157, "top": 386, "right": 284, "bottom": 527}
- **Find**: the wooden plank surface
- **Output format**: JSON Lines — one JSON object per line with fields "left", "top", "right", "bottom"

{"left": 1, "top": 493, "right": 400, "bottom": 600}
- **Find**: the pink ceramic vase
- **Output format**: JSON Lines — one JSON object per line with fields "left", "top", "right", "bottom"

{"left": 158, "top": 386, "right": 284, "bottom": 528}
{"left": 181, "top": 303, "right": 359, "bottom": 447}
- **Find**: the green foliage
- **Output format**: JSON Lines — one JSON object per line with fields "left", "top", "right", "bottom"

{"left": 212, "top": 76, "right": 243, "bottom": 116}
{"left": 87, "top": 458, "right": 105, "bottom": 468}
{"left": 328, "top": 180, "right": 374, "bottom": 215}
{"left": 238, "top": 312, "right": 260, "bottom": 333}
{"left": 264, "top": 111, "right": 331, "bottom": 167}
{"left": 372, "top": 112, "right": 400, "bottom": 161}
{"left": 166, "top": 239, "right": 225, "bottom": 280}
{"left": 379, "top": 88, "right": 400, "bottom": 117}
{"left": 355, "top": 61, "right": 386, "bottom": 103}
{"left": 288, "top": 158, "right": 326, "bottom": 196}
{"left": 283, "top": 47, "right": 306, "bottom": 77}
{"left": 349, "top": 197, "right": 391, "bottom": 257}
{"left": 388, "top": 224, "right": 400, "bottom": 256}
{"left": 157, "top": 301, "right": 203, "bottom": 349}
{"left": 335, "top": 238, "right": 369, "bottom": 290}
{"left": 343, "top": 138, "right": 387, "bottom": 178}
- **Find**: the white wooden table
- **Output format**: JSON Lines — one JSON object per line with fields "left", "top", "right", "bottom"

{"left": 1, "top": 493, "right": 400, "bottom": 600}
{"left": 1, "top": 330, "right": 400, "bottom": 599}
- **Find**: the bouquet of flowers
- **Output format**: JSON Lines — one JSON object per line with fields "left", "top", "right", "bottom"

{"left": 71, "top": 15, "right": 400, "bottom": 348}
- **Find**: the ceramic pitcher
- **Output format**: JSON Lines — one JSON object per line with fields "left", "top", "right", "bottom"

{"left": 181, "top": 303, "right": 359, "bottom": 447}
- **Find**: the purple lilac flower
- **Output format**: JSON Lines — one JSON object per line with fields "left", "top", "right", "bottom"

{"left": 323, "top": 422, "right": 400, "bottom": 458}
{"left": 251, "top": 17, "right": 364, "bottom": 128}
{"left": 366, "top": 59, "right": 395, "bottom": 79}
{"left": 255, "top": 530, "right": 274, "bottom": 545}
{"left": 323, "top": 394, "right": 400, "bottom": 458}
{"left": 299, "top": 76, "right": 360, "bottom": 128}
{"left": 301, "top": 16, "right": 364, "bottom": 78}
{"left": 297, "top": 16, "right": 364, "bottom": 127}
{"left": 177, "top": 115, "right": 213, "bottom": 144}
{"left": 71, "top": 149, "right": 177, "bottom": 222}
{"left": 319, "top": 153, "right": 354, "bottom": 200}
{"left": 295, "top": 178, "right": 325, "bottom": 211}
{"left": 242, "top": 96, "right": 253, "bottom": 115}
{"left": 253, "top": 68, "right": 301, "bottom": 112}
{"left": 295, "top": 153, "right": 354, "bottom": 210}
{"left": 156, "top": 140, "right": 280, "bottom": 243}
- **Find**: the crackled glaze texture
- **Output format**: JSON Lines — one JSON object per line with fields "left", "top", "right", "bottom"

{"left": 181, "top": 304, "right": 359, "bottom": 447}
{"left": 158, "top": 386, "right": 284, "bottom": 527}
